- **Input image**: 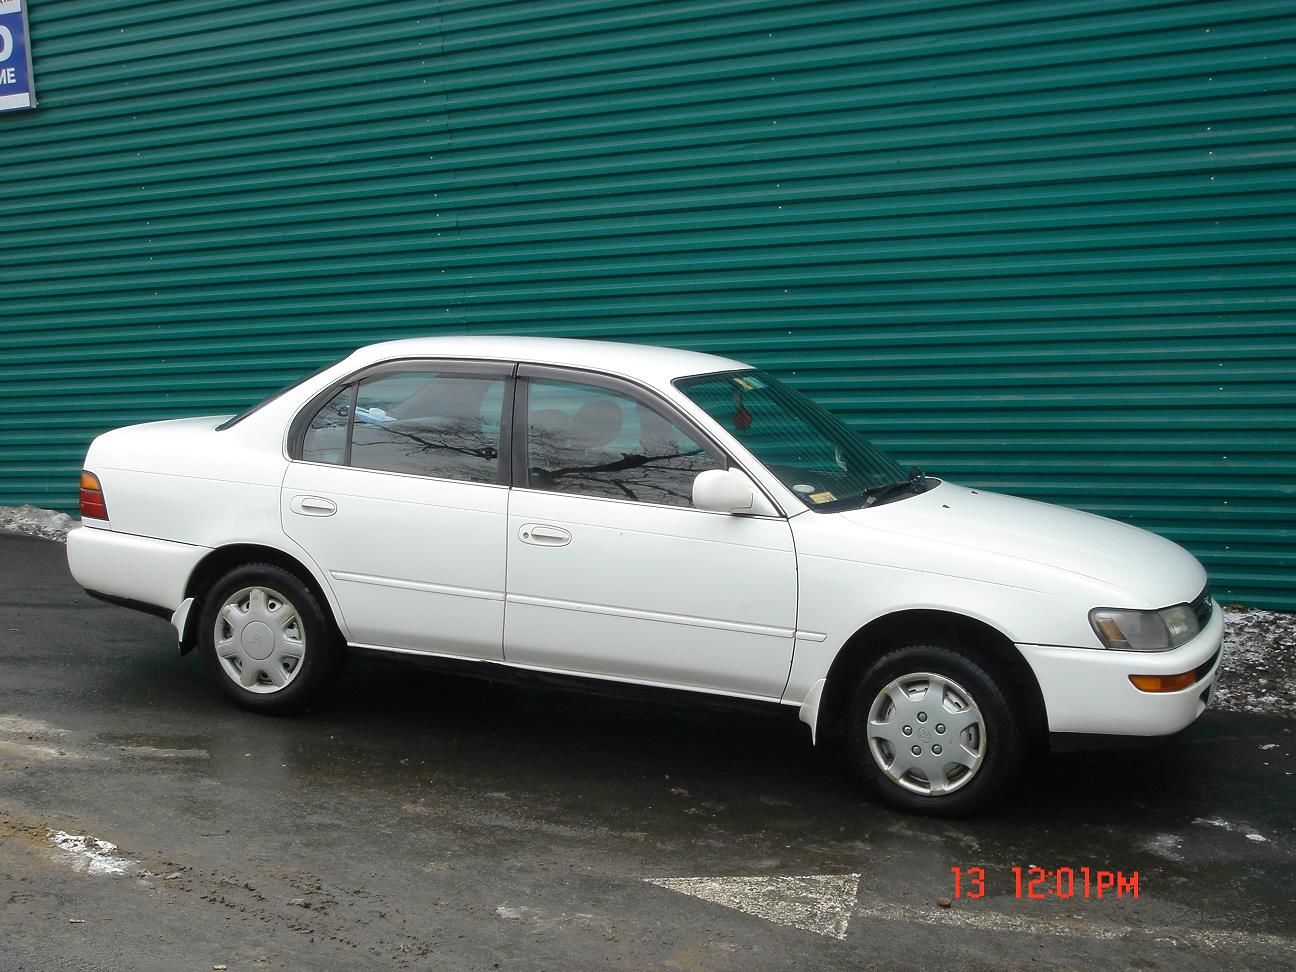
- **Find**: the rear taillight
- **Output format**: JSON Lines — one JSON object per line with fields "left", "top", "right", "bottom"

{"left": 79, "top": 470, "right": 109, "bottom": 520}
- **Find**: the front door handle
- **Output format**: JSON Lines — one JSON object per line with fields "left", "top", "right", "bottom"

{"left": 292, "top": 495, "right": 337, "bottom": 516}
{"left": 519, "top": 523, "right": 571, "bottom": 546}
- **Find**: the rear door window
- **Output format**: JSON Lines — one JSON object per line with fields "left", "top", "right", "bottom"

{"left": 349, "top": 371, "right": 507, "bottom": 483}
{"left": 297, "top": 368, "right": 509, "bottom": 484}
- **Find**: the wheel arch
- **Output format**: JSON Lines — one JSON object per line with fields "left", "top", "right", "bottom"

{"left": 815, "top": 609, "right": 1047, "bottom": 746}
{"left": 179, "top": 543, "right": 345, "bottom": 654}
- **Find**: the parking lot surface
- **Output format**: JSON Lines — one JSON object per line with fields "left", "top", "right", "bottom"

{"left": 1, "top": 530, "right": 1293, "bottom": 970}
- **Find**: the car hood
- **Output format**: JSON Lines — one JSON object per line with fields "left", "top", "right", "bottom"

{"left": 832, "top": 482, "right": 1206, "bottom": 609}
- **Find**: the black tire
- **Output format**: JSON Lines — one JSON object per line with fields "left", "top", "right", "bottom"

{"left": 846, "top": 643, "right": 1025, "bottom": 817}
{"left": 197, "top": 562, "right": 341, "bottom": 715}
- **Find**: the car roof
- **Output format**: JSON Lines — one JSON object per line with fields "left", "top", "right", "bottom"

{"left": 347, "top": 335, "right": 750, "bottom": 385}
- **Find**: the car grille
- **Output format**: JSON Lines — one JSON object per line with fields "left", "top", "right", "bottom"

{"left": 1190, "top": 587, "right": 1213, "bottom": 629}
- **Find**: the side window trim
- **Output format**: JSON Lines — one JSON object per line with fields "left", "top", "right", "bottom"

{"left": 341, "top": 382, "right": 358, "bottom": 467}
{"left": 498, "top": 373, "right": 517, "bottom": 487}
{"left": 510, "top": 372, "right": 530, "bottom": 490}
{"left": 287, "top": 357, "right": 517, "bottom": 487}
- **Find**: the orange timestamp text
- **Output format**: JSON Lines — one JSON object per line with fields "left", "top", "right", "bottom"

{"left": 950, "top": 866, "right": 1139, "bottom": 900}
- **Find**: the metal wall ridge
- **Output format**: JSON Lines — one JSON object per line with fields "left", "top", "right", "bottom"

{"left": 2, "top": 0, "right": 1292, "bottom": 608}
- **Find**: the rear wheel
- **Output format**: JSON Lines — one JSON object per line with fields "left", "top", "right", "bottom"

{"left": 846, "top": 643, "right": 1025, "bottom": 817}
{"left": 198, "top": 563, "right": 340, "bottom": 714}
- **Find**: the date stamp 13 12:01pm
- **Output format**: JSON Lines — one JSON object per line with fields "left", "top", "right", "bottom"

{"left": 951, "top": 866, "right": 1140, "bottom": 900}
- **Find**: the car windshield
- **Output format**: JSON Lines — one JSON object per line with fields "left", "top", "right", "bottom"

{"left": 675, "top": 370, "right": 911, "bottom": 512}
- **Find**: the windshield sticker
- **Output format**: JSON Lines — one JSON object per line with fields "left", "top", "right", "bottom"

{"left": 731, "top": 376, "right": 764, "bottom": 391}
{"left": 809, "top": 491, "right": 837, "bottom": 504}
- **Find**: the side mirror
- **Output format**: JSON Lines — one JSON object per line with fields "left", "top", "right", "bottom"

{"left": 692, "top": 468, "right": 776, "bottom": 516}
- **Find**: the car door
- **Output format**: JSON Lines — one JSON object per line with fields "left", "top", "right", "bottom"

{"left": 503, "top": 365, "right": 798, "bottom": 699}
{"left": 281, "top": 359, "right": 513, "bottom": 660}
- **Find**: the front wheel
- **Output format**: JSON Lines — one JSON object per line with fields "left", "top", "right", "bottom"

{"left": 197, "top": 563, "right": 341, "bottom": 714}
{"left": 846, "top": 644, "right": 1025, "bottom": 817}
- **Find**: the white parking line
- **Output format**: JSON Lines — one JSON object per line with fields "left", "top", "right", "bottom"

{"left": 644, "top": 873, "right": 861, "bottom": 939}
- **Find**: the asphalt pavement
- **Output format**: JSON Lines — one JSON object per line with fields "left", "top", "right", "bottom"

{"left": 1, "top": 530, "right": 1293, "bottom": 971}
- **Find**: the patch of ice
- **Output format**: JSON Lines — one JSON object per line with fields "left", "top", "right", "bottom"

{"left": 1193, "top": 817, "right": 1235, "bottom": 831}
{"left": 0, "top": 715, "right": 68, "bottom": 738}
{"left": 49, "top": 831, "right": 135, "bottom": 875}
{"left": 1192, "top": 819, "right": 1273, "bottom": 845}
{"left": 495, "top": 903, "right": 606, "bottom": 932}
{"left": 1142, "top": 833, "right": 1184, "bottom": 861}
{"left": 0, "top": 505, "right": 77, "bottom": 543}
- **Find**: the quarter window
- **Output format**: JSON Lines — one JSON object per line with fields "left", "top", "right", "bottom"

{"left": 524, "top": 378, "right": 721, "bottom": 507}
{"left": 301, "top": 386, "right": 355, "bottom": 465}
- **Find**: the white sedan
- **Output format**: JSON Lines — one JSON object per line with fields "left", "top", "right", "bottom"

{"left": 67, "top": 336, "right": 1224, "bottom": 815}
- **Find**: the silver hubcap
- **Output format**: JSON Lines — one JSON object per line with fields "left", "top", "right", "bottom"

{"left": 213, "top": 586, "right": 306, "bottom": 694}
{"left": 867, "top": 672, "right": 986, "bottom": 796}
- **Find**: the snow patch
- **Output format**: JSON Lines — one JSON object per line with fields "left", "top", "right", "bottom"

{"left": 1193, "top": 817, "right": 1235, "bottom": 831}
{"left": 49, "top": 831, "right": 135, "bottom": 875}
{"left": 1142, "top": 833, "right": 1184, "bottom": 861}
{"left": 0, "top": 505, "right": 77, "bottom": 542}
{"left": 1216, "top": 608, "right": 1296, "bottom": 719}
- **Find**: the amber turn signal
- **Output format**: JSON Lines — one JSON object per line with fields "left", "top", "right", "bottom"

{"left": 1128, "top": 671, "right": 1197, "bottom": 693}
{"left": 79, "top": 470, "right": 109, "bottom": 520}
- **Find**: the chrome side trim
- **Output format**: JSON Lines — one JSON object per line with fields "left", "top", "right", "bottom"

{"left": 505, "top": 592, "right": 794, "bottom": 639}
{"left": 329, "top": 570, "right": 505, "bottom": 601}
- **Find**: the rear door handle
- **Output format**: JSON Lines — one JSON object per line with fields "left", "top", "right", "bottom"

{"left": 292, "top": 495, "right": 337, "bottom": 516}
{"left": 519, "top": 523, "right": 571, "bottom": 546}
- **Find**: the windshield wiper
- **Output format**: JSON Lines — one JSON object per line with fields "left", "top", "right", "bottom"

{"left": 861, "top": 465, "right": 929, "bottom": 506}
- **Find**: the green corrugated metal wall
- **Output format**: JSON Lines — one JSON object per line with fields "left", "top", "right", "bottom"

{"left": 2, "top": 0, "right": 1293, "bottom": 607}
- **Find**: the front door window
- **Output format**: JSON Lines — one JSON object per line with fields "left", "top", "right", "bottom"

{"left": 524, "top": 378, "right": 721, "bottom": 507}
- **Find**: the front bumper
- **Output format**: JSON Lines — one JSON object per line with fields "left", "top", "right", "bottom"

{"left": 1017, "top": 601, "right": 1226, "bottom": 736}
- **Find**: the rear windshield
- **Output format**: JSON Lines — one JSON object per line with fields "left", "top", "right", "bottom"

{"left": 215, "top": 362, "right": 336, "bottom": 431}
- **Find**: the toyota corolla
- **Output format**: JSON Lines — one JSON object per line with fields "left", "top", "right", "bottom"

{"left": 67, "top": 336, "right": 1224, "bottom": 815}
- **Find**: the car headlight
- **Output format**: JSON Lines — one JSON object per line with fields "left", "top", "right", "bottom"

{"left": 1089, "top": 604, "right": 1201, "bottom": 651}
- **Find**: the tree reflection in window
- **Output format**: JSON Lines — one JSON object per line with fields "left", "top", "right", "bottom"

{"left": 526, "top": 379, "right": 720, "bottom": 506}
{"left": 348, "top": 371, "right": 505, "bottom": 483}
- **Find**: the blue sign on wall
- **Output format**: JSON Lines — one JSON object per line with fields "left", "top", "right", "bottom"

{"left": 0, "top": 0, "right": 35, "bottom": 111}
